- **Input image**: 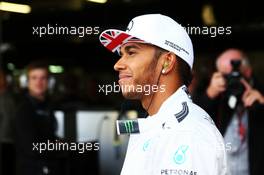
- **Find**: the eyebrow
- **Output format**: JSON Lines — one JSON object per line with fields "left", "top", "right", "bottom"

{"left": 120, "top": 44, "right": 141, "bottom": 55}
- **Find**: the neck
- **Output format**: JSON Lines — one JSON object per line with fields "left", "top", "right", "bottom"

{"left": 29, "top": 91, "right": 45, "bottom": 101}
{"left": 142, "top": 76, "right": 181, "bottom": 116}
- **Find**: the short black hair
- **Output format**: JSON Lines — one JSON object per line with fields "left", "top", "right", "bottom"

{"left": 153, "top": 46, "right": 167, "bottom": 59}
{"left": 153, "top": 46, "right": 193, "bottom": 86}
{"left": 176, "top": 56, "right": 193, "bottom": 86}
{"left": 26, "top": 60, "right": 49, "bottom": 76}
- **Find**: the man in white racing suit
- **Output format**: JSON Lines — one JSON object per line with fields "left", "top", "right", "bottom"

{"left": 99, "top": 14, "right": 228, "bottom": 175}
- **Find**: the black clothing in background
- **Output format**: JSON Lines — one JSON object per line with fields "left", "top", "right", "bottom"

{"left": 15, "top": 92, "right": 61, "bottom": 175}
{"left": 193, "top": 79, "right": 264, "bottom": 175}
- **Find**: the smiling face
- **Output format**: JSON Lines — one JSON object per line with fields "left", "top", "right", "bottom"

{"left": 114, "top": 42, "right": 162, "bottom": 99}
{"left": 28, "top": 68, "right": 49, "bottom": 99}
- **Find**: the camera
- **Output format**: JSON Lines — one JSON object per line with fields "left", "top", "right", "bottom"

{"left": 224, "top": 60, "right": 245, "bottom": 108}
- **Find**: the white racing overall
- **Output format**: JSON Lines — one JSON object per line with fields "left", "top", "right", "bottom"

{"left": 117, "top": 85, "right": 228, "bottom": 175}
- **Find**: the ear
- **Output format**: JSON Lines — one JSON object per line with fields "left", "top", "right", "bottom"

{"left": 161, "top": 52, "right": 177, "bottom": 74}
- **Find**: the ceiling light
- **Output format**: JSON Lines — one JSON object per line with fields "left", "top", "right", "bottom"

{"left": 0, "top": 1, "right": 31, "bottom": 14}
{"left": 87, "top": 0, "right": 107, "bottom": 4}
{"left": 49, "top": 65, "right": 64, "bottom": 74}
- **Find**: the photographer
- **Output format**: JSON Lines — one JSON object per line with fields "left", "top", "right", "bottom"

{"left": 193, "top": 48, "right": 264, "bottom": 175}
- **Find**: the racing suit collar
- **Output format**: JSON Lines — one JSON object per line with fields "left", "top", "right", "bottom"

{"left": 149, "top": 85, "right": 192, "bottom": 118}
{"left": 116, "top": 85, "right": 192, "bottom": 135}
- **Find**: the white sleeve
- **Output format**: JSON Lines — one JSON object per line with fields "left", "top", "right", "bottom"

{"left": 191, "top": 131, "right": 229, "bottom": 175}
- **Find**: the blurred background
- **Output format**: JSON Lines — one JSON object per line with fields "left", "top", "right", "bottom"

{"left": 0, "top": 0, "right": 264, "bottom": 174}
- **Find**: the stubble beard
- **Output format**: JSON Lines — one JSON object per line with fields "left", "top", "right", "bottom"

{"left": 121, "top": 56, "right": 159, "bottom": 100}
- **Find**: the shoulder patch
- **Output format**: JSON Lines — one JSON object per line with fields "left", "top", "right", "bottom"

{"left": 174, "top": 102, "right": 189, "bottom": 123}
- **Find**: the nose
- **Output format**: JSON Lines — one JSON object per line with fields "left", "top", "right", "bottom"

{"left": 114, "top": 56, "right": 126, "bottom": 72}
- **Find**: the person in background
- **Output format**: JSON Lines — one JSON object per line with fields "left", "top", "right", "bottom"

{"left": 193, "top": 48, "right": 264, "bottom": 175}
{"left": 15, "top": 60, "right": 61, "bottom": 175}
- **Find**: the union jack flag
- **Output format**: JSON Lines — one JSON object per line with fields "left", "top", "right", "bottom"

{"left": 100, "top": 29, "right": 145, "bottom": 55}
